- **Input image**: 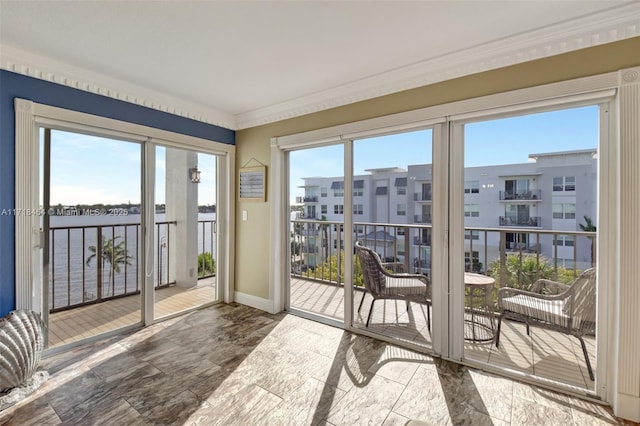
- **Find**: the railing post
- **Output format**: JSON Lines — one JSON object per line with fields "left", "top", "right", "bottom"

{"left": 96, "top": 227, "right": 103, "bottom": 302}
{"left": 404, "top": 226, "right": 410, "bottom": 273}
{"left": 499, "top": 230, "right": 506, "bottom": 288}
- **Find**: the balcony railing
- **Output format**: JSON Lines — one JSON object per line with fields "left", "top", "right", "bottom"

{"left": 413, "top": 193, "right": 432, "bottom": 202}
{"left": 499, "top": 216, "right": 542, "bottom": 227}
{"left": 296, "top": 196, "right": 319, "bottom": 203}
{"left": 499, "top": 189, "right": 542, "bottom": 201}
{"left": 48, "top": 220, "right": 216, "bottom": 312}
{"left": 414, "top": 214, "right": 432, "bottom": 224}
{"left": 291, "top": 219, "right": 596, "bottom": 291}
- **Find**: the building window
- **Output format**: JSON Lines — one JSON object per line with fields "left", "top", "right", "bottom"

{"left": 397, "top": 204, "right": 406, "bottom": 216}
{"left": 553, "top": 176, "right": 576, "bottom": 192}
{"left": 464, "top": 230, "right": 480, "bottom": 240}
{"left": 333, "top": 239, "right": 344, "bottom": 249}
{"left": 554, "top": 235, "right": 575, "bottom": 246}
{"left": 353, "top": 204, "right": 363, "bottom": 215}
{"left": 397, "top": 227, "right": 405, "bottom": 236}
{"left": 557, "top": 258, "right": 575, "bottom": 268}
{"left": 464, "top": 204, "right": 479, "bottom": 217}
{"left": 321, "top": 187, "right": 327, "bottom": 197}
{"left": 333, "top": 188, "right": 344, "bottom": 197}
{"left": 553, "top": 203, "right": 576, "bottom": 219}
{"left": 355, "top": 225, "right": 365, "bottom": 234}
{"left": 334, "top": 204, "right": 344, "bottom": 215}
{"left": 465, "top": 180, "right": 480, "bottom": 194}
{"left": 398, "top": 241, "right": 405, "bottom": 256}
{"left": 353, "top": 180, "right": 364, "bottom": 197}
{"left": 333, "top": 224, "right": 344, "bottom": 232}
{"left": 397, "top": 186, "right": 406, "bottom": 195}
{"left": 375, "top": 186, "right": 388, "bottom": 196}
{"left": 321, "top": 204, "right": 327, "bottom": 214}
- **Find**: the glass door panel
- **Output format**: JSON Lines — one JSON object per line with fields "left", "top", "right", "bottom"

{"left": 461, "top": 105, "right": 599, "bottom": 391}
{"left": 153, "top": 146, "right": 218, "bottom": 319}
{"left": 288, "top": 144, "right": 344, "bottom": 322}
{"left": 41, "top": 129, "right": 142, "bottom": 349}
{"left": 352, "top": 129, "right": 434, "bottom": 350}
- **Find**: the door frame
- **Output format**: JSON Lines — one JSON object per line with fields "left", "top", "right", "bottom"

{"left": 14, "top": 99, "right": 235, "bottom": 350}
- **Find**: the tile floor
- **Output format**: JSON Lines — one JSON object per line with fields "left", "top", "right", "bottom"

{"left": 1, "top": 303, "right": 630, "bottom": 425}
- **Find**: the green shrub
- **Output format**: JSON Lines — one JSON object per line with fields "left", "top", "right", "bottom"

{"left": 197, "top": 252, "right": 216, "bottom": 277}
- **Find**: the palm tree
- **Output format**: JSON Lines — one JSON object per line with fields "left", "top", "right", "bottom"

{"left": 86, "top": 235, "right": 133, "bottom": 294}
{"left": 579, "top": 215, "right": 597, "bottom": 267}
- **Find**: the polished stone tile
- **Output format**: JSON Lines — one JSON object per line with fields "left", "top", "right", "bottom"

{"left": 511, "top": 396, "right": 574, "bottom": 425}
{"left": 61, "top": 397, "right": 145, "bottom": 426}
{"left": 392, "top": 363, "right": 454, "bottom": 425}
{"left": 0, "top": 397, "right": 61, "bottom": 426}
{"left": 459, "top": 369, "right": 514, "bottom": 422}
{"left": 256, "top": 377, "right": 346, "bottom": 426}
{"left": 44, "top": 370, "right": 119, "bottom": 421}
{"left": 2, "top": 302, "right": 626, "bottom": 426}
{"left": 141, "top": 389, "right": 201, "bottom": 425}
{"left": 383, "top": 411, "right": 410, "bottom": 425}
{"left": 326, "top": 374, "right": 405, "bottom": 425}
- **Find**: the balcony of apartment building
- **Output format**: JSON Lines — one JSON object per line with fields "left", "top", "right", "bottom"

{"left": 414, "top": 214, "right": 432, "bottom": 224}
{"left": 498, "top": 189, "right": 542, "bottom": 202}
{"left": 295, "top": 195, "right": 319, "bottom": 203}
{"left": 499, "top": 215, "right": 542, "bottom": 227}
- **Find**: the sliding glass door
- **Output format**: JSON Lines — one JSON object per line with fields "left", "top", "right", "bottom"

{"left": 40, "top": 128, "right": 142, "bottom": 348}
{"left": 457, "top": 104, "right": 601, "bottom": 393}
{"left": 351, "top": 129, "right": 436, "bottom": 350}
{"left": 153, "top": 145, "right": 219, "bottom": 320}
{"left": 288, "top": 144, "right": 345, "bottom": 323}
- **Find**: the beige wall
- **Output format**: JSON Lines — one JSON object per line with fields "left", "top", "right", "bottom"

{"left": 234, "top": 37, "right": 640, "bottom": 300}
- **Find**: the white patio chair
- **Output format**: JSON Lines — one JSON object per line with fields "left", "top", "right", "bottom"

{"left": 496, "top": 268, "right": 596, "bottom": 380}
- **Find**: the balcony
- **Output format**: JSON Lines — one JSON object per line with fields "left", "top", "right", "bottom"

{"left": 414, "top": 214, "right": 432, "bottom": 224}
{"left": 413, "top": 236, "right": 431, "bottom": 245}
{"left": 499, "top": 189, "right": 542, "bottom": 201}
{"left": 295, "top": 195, "right": 319, "bottom": 203}
{"left": 47, "top": 219, "right": 216, "bottom": 313}
{"left": 499, "top": 216, "right": 542, "bottom": 227}
{"left": 413, "top": 192, "right": 432, "bottom": 202}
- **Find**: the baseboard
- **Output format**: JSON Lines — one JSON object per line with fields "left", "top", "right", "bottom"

{"left": 616, "top": 392, "right": 640, "bottom": 422}
{"left": 234, "top": 291, "right": 274, "bottom": 313}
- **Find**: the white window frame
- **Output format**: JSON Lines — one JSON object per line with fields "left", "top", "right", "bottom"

{"left": 271, "top": 68, "right": 637, "bottom": 410}
{"left": 14, "top": 99, "right": 235, "bottom": 334}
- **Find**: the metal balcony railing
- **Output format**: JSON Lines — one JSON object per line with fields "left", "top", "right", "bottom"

{"left": 414, "top": 214, "right": 432, "bottom": 223}
{"left": 47, "top": 220, "right": 216, "bottom": 312}
{"left": 291, "top": 219, "right": 596, "bottom": 292}
{"left": 499, "top": 189, "right": 542, "bottom": 201}
{"left": 499, "top": 216, "right": 542, "bottom": 227}
{"left": 413, "top": 193, "right": 432, "bottom": 202}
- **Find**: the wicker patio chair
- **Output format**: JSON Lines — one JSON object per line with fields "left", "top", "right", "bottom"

{"left": 495, "top": 268, "right": 596, "bottom": 380}
{"left": 355, "top": 242, "right": 431, "bottom": 330}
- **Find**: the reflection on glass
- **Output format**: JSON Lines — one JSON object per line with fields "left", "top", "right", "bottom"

{"left": 154, "top": 146, "right": 217, "bottom": 319}
{"left": 43, "top": 129, "right": 141, "bottom": 348}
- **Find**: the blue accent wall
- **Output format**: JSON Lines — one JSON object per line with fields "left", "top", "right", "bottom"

{"left": 0, "top": 70, "right": 235, "bottom": 316}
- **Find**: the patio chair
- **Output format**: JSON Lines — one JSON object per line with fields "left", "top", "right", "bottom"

{"left": 495, "top": 268, "right": 596, "bottom": 380}
{"left": 355, "top": 242, "right": 431, "bottom": 330}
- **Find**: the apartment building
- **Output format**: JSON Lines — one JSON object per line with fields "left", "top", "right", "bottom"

{"left": 296, "top": 149, "right": 596, "bottom": 273}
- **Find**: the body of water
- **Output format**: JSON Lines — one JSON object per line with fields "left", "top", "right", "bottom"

{"left": 46, "top": 213, "right": 216, "bottom": 310}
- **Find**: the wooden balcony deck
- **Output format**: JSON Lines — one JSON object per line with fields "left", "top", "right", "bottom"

{"left": 48, "top": 277, "right": 216, "bottom": 348}
{"left": 291, "top": 276, "right": 595, "bottom": 391}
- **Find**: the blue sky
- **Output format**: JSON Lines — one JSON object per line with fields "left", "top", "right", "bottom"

{"left": 289, "top": 105, "right": 599, "bottom": 199}
{"left": 44, "top": 131, "right": 216, "bottom": 206}
{"left": 41, "top": 104, "right": 598, "bottom": 205}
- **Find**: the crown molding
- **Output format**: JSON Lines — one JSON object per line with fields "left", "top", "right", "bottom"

{"left": 0, "top": 45, "right": 237, "bottom": 131}
{"left": 235, "top": 2, "right": 640, "bottom": 129}
{"left": 2, "top": 3, "right": 638, "bottom": 132}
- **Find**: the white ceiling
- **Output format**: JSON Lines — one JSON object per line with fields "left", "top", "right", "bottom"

{"left": 1, "top": 1, "right": 639, "bottom": 130}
